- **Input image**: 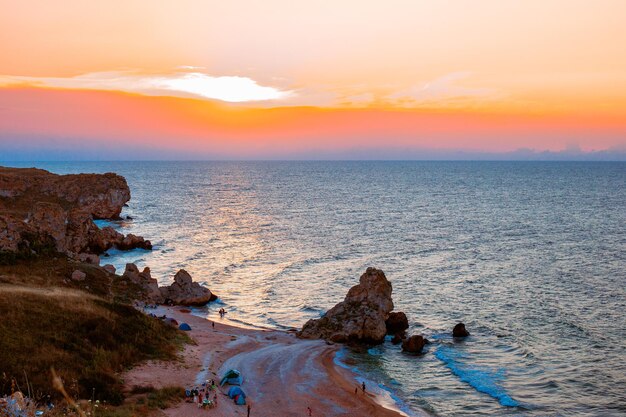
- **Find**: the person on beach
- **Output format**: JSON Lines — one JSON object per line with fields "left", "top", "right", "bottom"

{"left": 307, "top": 406, "right": 312, "bottom": 416}
{"left": 355, "top": 387, "right": 358, "bottom": 395}
{"left": 362, "top": 381, "right": 366, "bottom": 394}
{"left": 247, "top": 403, "right": 251, "bottom": 417}
{"left": 211, "top": 320, "right": 215, "bottom": 329}
{"left": 198, "top": 392, "right": 203, "bottom": 408}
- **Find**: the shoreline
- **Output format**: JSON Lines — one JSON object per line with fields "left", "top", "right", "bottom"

{"left": 124, "top": 305, "right": 419, "bottom": 417}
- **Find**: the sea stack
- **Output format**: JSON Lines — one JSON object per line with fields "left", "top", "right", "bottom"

{"left": 297, "top": 267, "right": 394, "bottom": 344}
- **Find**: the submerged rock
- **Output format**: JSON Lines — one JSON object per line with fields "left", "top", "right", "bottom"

{"left": 453, "top": 322, "right": 470, "bottom": 338}
{"left": 297, "top": 267, "right": 394, "bottom": 344}
{"left": 401, "top": 334, "right": 425, "bottom": 353}
{"left": 391, "top": 333, "right": 404, "bottom": 345}
{"left": 159, "top": 269, "right": 214, "bottom": 306}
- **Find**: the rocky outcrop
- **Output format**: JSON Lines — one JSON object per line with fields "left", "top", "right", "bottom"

{"left": 159, "top": 269, "right": 214, "bottom": 306}
{"left": 0, "top": 167, "right": 151, "bottom": 257}
{"left": 297, "top": 267, "right": 394, "bottom": 344}
{"left": 385, "top": 312, "right": 409, "bottom": 336}
{"left": 123, "top": 263, "right": 163, "bottom": 303}
{"left": 117, "top": 234, "right": 152, "bottom": 250}
{"left": 402, "top": 334, "right": 426, "bottom": 353}
{"left": 453, "top": 323, "right": 470, "bottom": 338}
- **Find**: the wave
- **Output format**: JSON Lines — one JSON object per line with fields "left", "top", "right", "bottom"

{"left": 434, "top": 345, "right": 520, "bottom": 407}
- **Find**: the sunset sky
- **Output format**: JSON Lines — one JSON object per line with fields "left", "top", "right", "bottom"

{"left": 1, "top": 0, "right": 625, "bottom": 159}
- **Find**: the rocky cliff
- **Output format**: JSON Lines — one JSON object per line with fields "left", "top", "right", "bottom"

{"left": 0, "top": 166, "right": 150, "bottom": 257}
{"left": 297, "top": 267, "right": 394, "bottom": 344}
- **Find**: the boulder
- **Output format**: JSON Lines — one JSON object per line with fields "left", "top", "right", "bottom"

{"left": 123, "top": 263, "right": 163, "bottom": 303}
{"left": 401, "top": 334, "right": 425, "bottom": 353}
{"left": 159, "top": 269, "right": 213, "bottom": 306}
{"left": 385, "top": 311, "right": 409, "bottom": 336}
{"left": 71, "top": 270, "right": 86, "bottom": 281}
{"left": 102, "top": 264, "right": 116, "bottom": 274}
{"left": 297, "top": 267, "right": 394, "bottom": 344}
{"left": 453, "top": 323, "right": 470, "bottom": 338}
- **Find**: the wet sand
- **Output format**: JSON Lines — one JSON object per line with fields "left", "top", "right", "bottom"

{"left": 123, "top": 306, "right": 410, "bottom": 417}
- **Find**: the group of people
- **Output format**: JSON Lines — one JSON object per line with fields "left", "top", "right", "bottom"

{"left": 185, "top": 380, "right": 219, "bottom": 409}
{"left": 218, "top": 308, "right": 227, "bottom": 318}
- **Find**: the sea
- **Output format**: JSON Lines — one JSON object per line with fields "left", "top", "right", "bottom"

{"left": 5, "top": 161, "right": 626, "bottom": 416}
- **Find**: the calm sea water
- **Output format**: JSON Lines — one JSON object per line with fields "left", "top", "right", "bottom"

{"left": 6, "top": 161, "right": 626, "bottom": 416}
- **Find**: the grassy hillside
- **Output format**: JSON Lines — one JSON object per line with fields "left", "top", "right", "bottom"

{"left": 0, "top": 256, "right": 188, "bottom": 405}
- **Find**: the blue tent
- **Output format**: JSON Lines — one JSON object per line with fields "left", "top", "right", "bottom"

{"left": 220, "top": 369, "right": 243, "bottom": 386}
{"left": 228, "top": 386, "right": 246, "bottom": 405}
{"left": 179, "top": 323, "right": 192, "bottom": 331}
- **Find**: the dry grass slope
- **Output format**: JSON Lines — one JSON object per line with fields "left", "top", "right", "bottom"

{"left": 0, "top": 257, "right": 189, "bottom": 405}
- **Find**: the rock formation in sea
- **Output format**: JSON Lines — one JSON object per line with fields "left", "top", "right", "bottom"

{"left": 453, "top": 322, "right": 470, "bottom": 338}
{"left": 297, "top": 267, "right": 394, "bottom": 344}
{"left": 0, "top": 167, "right": 151, "bottom": 257}
{"left": 401, "top": 334, "right": 426, "bottom": 354}
{"left": 385, "top": 311, "right": 409, "bottom": 337}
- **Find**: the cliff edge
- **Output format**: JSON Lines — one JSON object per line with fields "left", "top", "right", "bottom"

{"left": 0, "top": 166, "right": 150, "bottom": 257}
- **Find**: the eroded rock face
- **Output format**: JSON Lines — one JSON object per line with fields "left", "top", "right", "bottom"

{"left": 159, "top": 269, "right": 214, "bottom": 306}
{"left": 402, "top": 334, "right": 425, "bottom": 353}
{"left": 0, "top": 167, "right": 151, "bottom": 257}
{"left": 123, "top": 263, "right": 163, "bottom": 303}
{"left": 297, "top": 267, "right": 394, "bottom": 344}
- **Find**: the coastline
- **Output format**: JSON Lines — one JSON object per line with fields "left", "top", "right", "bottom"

{"left": 124, "top": 305, "right": 418, "bottom": 417}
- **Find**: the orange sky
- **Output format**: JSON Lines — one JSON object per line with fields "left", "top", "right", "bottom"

{"left": 1, "top": 0, "right": 625, "bottom": 159}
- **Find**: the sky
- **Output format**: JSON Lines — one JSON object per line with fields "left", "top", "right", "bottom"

{"left": 1, "top": 0, "right": 625, "bottom": 160}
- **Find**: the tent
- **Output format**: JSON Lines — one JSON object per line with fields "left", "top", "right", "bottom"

{"left": 164, "top": 318, "right": 178, "bottom": 327}
{"left": 179, "top": 323, "right": 192, "bottom": 331}
{"left": 220, "top": 369, "right": 243, "bottom": 386}
{"left": 227, "top": 386, "right": 246, "bottom": 405}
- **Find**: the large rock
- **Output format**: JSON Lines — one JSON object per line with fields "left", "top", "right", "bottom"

{"left": 159, "top": 269, "right": 213, "bottom": 306}
{"left": 123, "top": 263, "right": 162, "bottom": 303}
{"left": 385, "top": 312, "right": 409, "bottom": 335}
{"left": 0, "top": 166, "right": 151, "bottom": 257}
{"left": 297, "top": 267, "right": 394, "bottom": 344}
{"left": 402, "top": 334, "right": 426, "bottom": 353}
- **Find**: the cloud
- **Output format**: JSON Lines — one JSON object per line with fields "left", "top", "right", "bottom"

{"left": 0, "top": 70, "right": 291, "bottom": 103}
{"left": 388, "top": 72, "right": 497, "bottom": 107}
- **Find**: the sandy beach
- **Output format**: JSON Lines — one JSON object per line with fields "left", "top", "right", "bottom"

{"left": 123, "top": 306, "right": 411, "bottom": 417}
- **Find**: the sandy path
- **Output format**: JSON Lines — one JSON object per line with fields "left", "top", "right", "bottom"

{"left": 123, "top": 306, "right": 412, "bottom": 417}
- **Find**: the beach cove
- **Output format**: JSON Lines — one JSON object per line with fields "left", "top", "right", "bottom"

{"left": 125, "top": 305, "right": 416, "bottom": 417}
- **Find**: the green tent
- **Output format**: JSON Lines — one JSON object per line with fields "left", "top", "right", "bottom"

{"left": 220, "top": 369, "right": 243, "bottom": 386}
